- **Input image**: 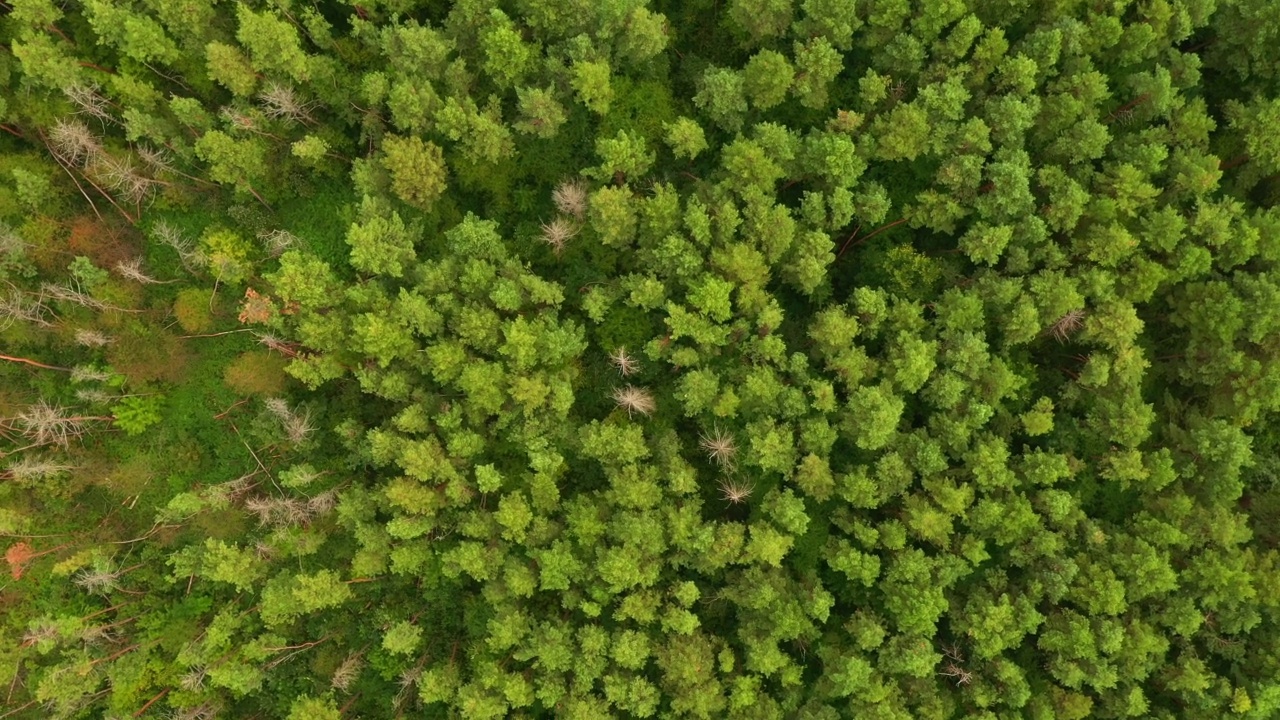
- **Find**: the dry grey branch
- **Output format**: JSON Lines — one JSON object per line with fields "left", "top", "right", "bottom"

{"left": 64, "top": 84, "right": 115, "bottom": 124}
{"left": 539, "top": 216, "right": 579, "bottom": 254}
{"left": 699, "top": 426, "right": 738, "bottom": 469}
{"left": 718, "top": 476, "right": 754, "bottom": 504}
{"left": 553, "top": 179, "right": 588, "bottom": 218}
{"left": 74, "top": 329, "right": 114, "bottom": 347}
{"left": 612, "top": 385, "right": 656, "bottom": 417}
{"left": 73, "top": 565, "right": 122, "bottom": 595}
{"left": 608, "top": 346, "right": 641, "bottom": 376}
{"left": 136, "top": 145, "right": 175, "bottom": 175}
{"left": 264, "top": 397, "right": 315, "bottom": 445}
{"left": 257, "top": 229, "right": 300, "bottom": 256}
{"left": 1049, "top": 309, "right": 1087, "bottom": 343}
{"left": 178, "top": 667, "right": 207, "bottom": 693}
{"left": 22, "top": 620, "right": 60, "bottom": 647}
{"left": 14, "top": 401, "right": 95, "bottom": 448}
{"left": 41, "top": 282, "right": 109, "bottom": 311}
{"left": 1, "top": 289, "right": 55, "bottom": 328}
{"left": 331, "top": 653, "right": 364, "bottom": 693}
{"left": 49, "top": 118, "right": 103, "bottom": 167}
{"left": 151, "top": 222, "right": 208, "bottom": 270}
{"left": 259, "top": 83, "right": 315, "bottom": 124}
{"left": 91, "top": 154, "right": 158, "bottom": 204}
{"left": 219, "top": 107, "right": 259, "bottom": 132}
{"left": 6, "top": 456, "right": 74, "bottom": 483}
{"left": 0, "top": 223, "right": 25, "bottom": 258}
{"left": 71, "top": 365, "right": 114, "bottom": 383}
{"left": 75, "top": 389, "right": 116, "bottom": 405}
{"left": 113, "top": 258, "right": 164, "bottom": 284}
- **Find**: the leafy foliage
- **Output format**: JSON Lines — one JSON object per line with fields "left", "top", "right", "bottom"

{"left": 2, "top": 1, "right": 1280, "bottom": 719}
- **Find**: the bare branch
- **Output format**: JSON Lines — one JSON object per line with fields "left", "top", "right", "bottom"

{"left": 264, "top": 398, "right": 314, "bottom": 445}
{"left": 611, "top": 385, "right": 656, "bottom": 418}
{"left": 48, "top": 118, "right": 103, "bottom": 167}
{"left": 63, "top": 84, "right": 116, "bottom": 124}
{"left": 113, "top": 257, "right": 174, "bottom": 284}
{"left": 539, "top": 217, "right": 579, "bottom": 255}
{"left": 1048, "top": 309, "right": 1087, "bottom": 343}
{"left": 552, "top": 179, "right": 588, "bottom": 219}
{"left": 74, "top": 329, "right": 114, "bottom": 347}
{"left": 12, "top": 401, "right": 101, "bottom": 448}
{"left": 258, "top": 83, "right": 315, "bottom": 124}
{"left": 608, "top": 347, "right": 641, "bottom": 376}
{"left": 4, "top": 456, "right": 74, "bottom": 483}
{"left": 0, "top": 288, "right": 55, "bottom": 328}
{"left": 699, "top": 426, "right": 738, "bottom": 469}
{"left": 70, "top": 365, "right": 114, "bottom": 383}
{"left": 257, "top": 229, "right": 300, "bottom": 257}
{"left": 330, "top": 652, "right": 364, "bottom": 693}
{"left": 718, "top": 475, "right": 754, "bottom": 504}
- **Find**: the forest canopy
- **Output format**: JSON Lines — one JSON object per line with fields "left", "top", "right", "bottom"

{"left": 2, "top": 0, "right": 1280, "bottom": 718}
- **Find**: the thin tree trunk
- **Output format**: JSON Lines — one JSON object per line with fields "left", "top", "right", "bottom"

{"left": 0, "top": 354, "right": 70, "bottom": 371}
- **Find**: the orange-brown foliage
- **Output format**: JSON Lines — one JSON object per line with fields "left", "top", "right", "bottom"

{"left": 5, "top": 542, "right": 33, "bottom": 579}
{"left": 237, "top": 288, "right": 277, "bottom": 325}
{"left": 107, "top": 324, "right": 190, "bottom": 384}
{"left": 67, "top": 216, "right": 138, "bottom": 268}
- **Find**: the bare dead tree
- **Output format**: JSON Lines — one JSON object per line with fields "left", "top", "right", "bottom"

{"left": 48, "top": 118, "right": 104, "bottom": 167}
{"left": 243, "top": 490, "right": 332, "bottom": 528}
{"left": 718, "top": 476, "right": 754, "bottom": 504}
{"left": 219, "top": 106, "right": 260, "bottom": 133}
{"left": 150, "top": 219, "right": 187, "bottom": 251}
{"left": 90, "top": 154, "right": 159, "bottom": 205}
{"left": 64, "top": 84, "right": 116, "bottom": 124}
{"left": 75, "top": 389, "right": 116, "bottom": 405}
{"left": 938, "top": 662, "right": 974, "bottom": 686}
{"left": 307, "top": 489, "right": 337, "bottom": 514}
{"left": 611, "top": 385, "right": 656, "bottom": 417}
{"left": 539, "top": 217, "right": 579, "bottom": 254}
{"left": 22, "top": 620, "right": 61, "bottom": 648}
{"left": 71, "top": 365, "right": 114, "bottom": 383}
{"left": 75, "top": 329, "right": 114, "bottom": 348}
{"left": 254, "top": 332, "right": 300, "bottom": 357}
{"left": 608, "top": 346, "right": 641, "bottom": 376}
{"left": 136, "top": 145, "right": 174, "bottom": 175}
{"left": 73, "top": 563, "right": 124, "bottom": 595}
{"left": 5, "top": 455, "right": 75, "bottom": 483}
{"left": 1048, "top": 308, "right": 1087, "bottom": 343}
{"left": 113, "top": 258, "right": 174, "bottom": 284}
{"left": 257, "top": 229, "right": 300, "bottom": 257}
{"left": 151, "top": 221, "right": 208, "bottom": 271}
{"left": 393, "top": 666, "right": 423, "bottom": 710}
{"left": 552, "top": 178, "right": 588, "bottom": 219}
{"left": 41, "top": 282, "right": 110, "bottom": 312}
{"left": 178, "top": 668, "right": 207, "bottom": 693}
{"left": 264, "top": 398, "right": 314, "bottom": 445}
{"left": 330, "top": 652, "right": 364, "bottom": 693}
{"left": 219, "top": 473, "right": 260, "bottom": 500}
{"left": 10, "top": 401, "right": 107, "bottom": 448}
{"left": 938, "top": 644, "right": 974, "bottom": 686}
{"left": 0, "top": 287, "right": 55, "bottom": 328}
{"left": 699, "top": 426, "right": 738, "bottom": 469}
{"left": 252, "top": 539, "right": 277, "bottom": 561}
{"left": 258, "top": 83, "right": 315, "bottom": 124}
{"left": 244, "top": 495, "right": 297, "bottom": 527}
